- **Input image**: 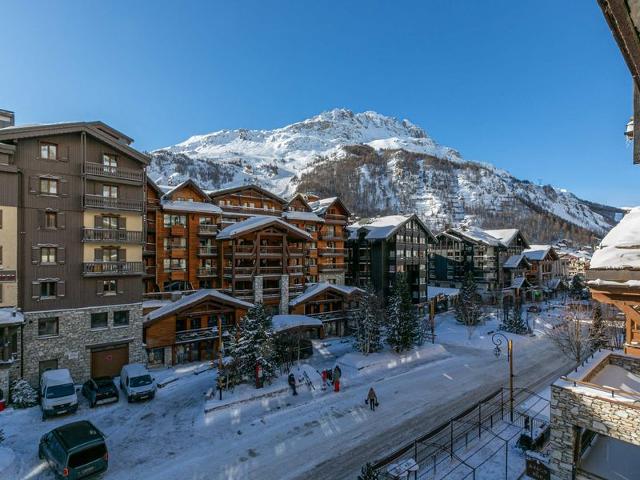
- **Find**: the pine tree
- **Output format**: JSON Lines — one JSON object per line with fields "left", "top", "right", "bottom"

{"left": 455, "top": 272, "right": 483, "bottom": 337}
{"left": 386, "top": 273, "right": 419, "bottom": 353}
{"left": 502, "top": 302, "right": 528, "bottom": 334}
{"left": 10, "top": 379, "right": 38, "bottom": 408}
{"left": 570, "top": 275, "right": 584, "bottom": 299}
{"left": 353, "top": 284, "right": 384, "bottom": 355}
{"left": 590, "top": 303, "right": 606, "bottom": 349}
{"left": 227, "top": 303, "right": 278, "bottom": 385}
{"left": 358, "top": 463, "right": 380, "bottom": 480}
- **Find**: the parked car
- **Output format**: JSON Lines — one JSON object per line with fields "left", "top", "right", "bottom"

{"left": 120, "top": 364, "right": 156, "bottom": 402}
{"left": 39, "top": 420, "right": 108, "bottom": 479}
{"left": 40, "top": 369, "right": 78, "bottom": 420}
{"left": 82, "top": 377, "right": 119, "bottom": 408}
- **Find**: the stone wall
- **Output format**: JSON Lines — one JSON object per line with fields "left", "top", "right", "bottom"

{"left": 22, "top": 303, "right": 145, "bottom": 386}
{"left": 280, "top": 275, "right": 289, "bottom": 314}
{"left": 549, "top": 373, "right": 640, "bottom": 479}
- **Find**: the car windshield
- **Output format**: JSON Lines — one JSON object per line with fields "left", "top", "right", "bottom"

{"left": 46, "top": 383, "right": 75, "bottom": 399}
{"left": 68, "top": 443, "right": 107, "bottom": 468}
{"left": 130, "top": 375, "right": 152, "bottom": 388}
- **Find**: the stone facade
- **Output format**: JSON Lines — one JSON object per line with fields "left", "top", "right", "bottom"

{"left": 253, "top": 275, "right": 263, "bottom": 304}
{"left": 22, "top": 303, "right": 145, "bottom": 386}
{"left": 279, "top": 274, "right": 289, "bottom": 314}
{"left": 549, "top": 355, "right": 640, "bottom": 480}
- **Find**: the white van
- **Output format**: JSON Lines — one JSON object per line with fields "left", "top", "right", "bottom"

{"left": 40, "top": 369, "right": 79, "bottom": 420}
{"left": 120, "top": 364, "right": 156, "bottom": 402}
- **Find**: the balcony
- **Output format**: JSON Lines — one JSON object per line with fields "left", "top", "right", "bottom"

{"left": 175, "top": 327, "right": 216, "bottom": 344}
{"left": 319, "top": 248, "right": 346, "bottom": 257}
{"left": 263, "top": 287, "right": 281, "bottom": 299}
{"left": 82, "top": 261, "right": 144, "bottom": 276}
{"left": 319, "top": 263, "right": 345, "bottom": 272}
{"left": 82, "top": 228, "right": 143, "bottom": 244}
{"left": 169, "top": 270, "right": 187, "bottom": 281}
{"left": 168, "top": 247, "right": 186, "bottom": 258}
{"left": 170, "top": 225, "right": 186, "bottom": 236}
{"left": 219, "top": 204, "right": 281, "bottom": 216}
{"left": 197, "top": 267, "right": 217, "bottom": 278}
{"left": 260, "top": 266, "right": 285, "bottom": 276}
{"left": 198, "top": 224, "right": 218, "bottom": 236}
{"left": 144, "top": 265, "right": 156, "bottom": 277}
{"left": 324, "top": 213, "right": 348, "bottom": 224}
{"left": 322, "top": 234, "right": 345, "bottom": 241}
{"left": 84, "top": 162, "right": 144, "bottom": 184}
{"left": 143, "top": 242, "right": 156, "bottom": 255}
{"left": 287, "top": 265, "right": 304, "bottom": 276}
{"left": 259, "top": 246, "right": 283, "bottom": 256}
{"left": 198, "top": 246, "right": 218, "bottom": 256}
{"left": 232, "top": 245, "right": 255, "bottom": 256}
{"left": 84, "top": 194, "right": 144, "bottom": 212}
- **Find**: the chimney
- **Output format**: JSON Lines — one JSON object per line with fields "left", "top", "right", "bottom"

{"left": 0, "top": 109, "right": 15, "bottom": 128}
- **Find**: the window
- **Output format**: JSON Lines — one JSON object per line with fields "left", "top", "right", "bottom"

{"left": 40, "top": 142, "right": 57, "bottom": 160}
{"left": 102, "top": 153, "right": 117, "bottom": 168}
{"left": 38, "top": 317, "right": 59, "bottom": 337}
{"left": 113, "top": 310, "right": 129, "bottom": 327}
{"left": 40, "top": 247, "right": 57, "bottom": 264}
{"left": 101, "top": 215, "right": 119, "bottom": 229}
{"left": 102, "top": 185, "right": 118, "bottom": 198}
{"left": 102, "top": 247, "right": 118, "bottom": 262}
{"left": 163, "top": 258, "right": 186, "bottom": 271}
{"left": 163, "top": 214, "right": 187, "bottom": 227}
{"left": 44, "top": 211, "right": 57, "bottom": 229}
{"left": 39, "top": 178, "right": 58, "bottom": 195}
{"left": 103, "top": 280, "right": 117, "bottom": 295}
{"left": 40, "top": 281, "right": 57, "bottom": 299}
{"left": 90, "top": 312, "right": 108, "bottom": 329}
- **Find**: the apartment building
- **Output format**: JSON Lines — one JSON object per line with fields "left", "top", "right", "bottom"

{"left": 346, "top": 214, "right": 433, "bottom": 312}
{"left": 0, "top": 115, "right": 149, "bottom": 385}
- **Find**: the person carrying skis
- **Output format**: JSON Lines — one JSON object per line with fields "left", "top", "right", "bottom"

{"left": 366, "top": 387, "right": 378, "bottom": 411}
{"left": 288, "top": 372, "right": 298, "bottom": 396}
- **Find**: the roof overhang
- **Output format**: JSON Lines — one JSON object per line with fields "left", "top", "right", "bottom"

{"left": 209, "top": 184, "right": 287, "bottom": 206}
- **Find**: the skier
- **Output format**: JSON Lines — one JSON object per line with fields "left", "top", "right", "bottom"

{"left": 366, "top": 387, "right": 378, "bottom": 411}
{"left": 288, "top": 372, "right": 298, "bottom": 396}
{"left": 333, "top": 365, "right": 341, "bottom": 393}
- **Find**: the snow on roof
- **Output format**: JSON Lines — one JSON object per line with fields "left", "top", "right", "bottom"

{"left": 271, "top": 314, "right": 323, "bottom": 333}
{"left": 587, "top": 279, "right": 640, "bottom": 289}
{"left": 0, "top": 307, "right": 23, "bottom": 326}
{"left": 216, "top": 215, "right": 311, "bottom": 240}
{"left": 509, "top": 277, "right": 527, "bottom": 289}
{"left": 289, "top": 282, "right": 364, "bottom": 306}
{"left": 161, "top": 199, "right": 222, "bottom": 214}
{"left": 427, "top": 286, "right": 459, "bottom": 300}
{"left": 483, "top": 229, "right": 521, "bottom": 246}
{"left": 146, "top": 289, "right": 253, "bottom": 322}
{"left": 523, "top": 245, "right": 553, "bottom": 261}
{"left": 450, "top": 227, "right": 504, "bottom": 247}
{"left": 590, "top": 364, "right": 640, "bottom": 395}
{"left": 503, "top": 254, "right": 528, "bottom": 269}
{"left": 309, "top": 197, "right": 338, "bottom": 215}
{"left": 590, "top": 207, "right": 640, "bottom": 270}
{"left": 547, "top": 278, "right": 564, "bottom": 290}
{"left": 282, "top": 211, "right": 324, "bottom": 223}
{"left": 349, "top": 215, "right": 411, "bottom": 240}
{"left": 42, "top": 369, "right": 74, "bottom": 385}
{"left": 122, "top": 363, "right": 151, "bottom": 377}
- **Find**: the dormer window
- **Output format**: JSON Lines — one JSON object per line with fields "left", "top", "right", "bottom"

{"left": 40, "top": 142, "right": 57, "bottom": 160}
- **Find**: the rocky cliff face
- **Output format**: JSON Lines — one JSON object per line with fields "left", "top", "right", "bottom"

{"left": 150, "top": 109, "right": 621, "bottom": 243}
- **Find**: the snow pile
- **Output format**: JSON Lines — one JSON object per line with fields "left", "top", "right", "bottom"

{"left": 589, "top": 364, "right": 640, "bottom": 395}
{"left": 0, "top": 447, "right": 15, "bottom": 477}
{"left": 590, "top": 206, "right": 640, "bottom": 270}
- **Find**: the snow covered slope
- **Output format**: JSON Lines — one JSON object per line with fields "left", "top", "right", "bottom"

{"left": 149, "top": 109, "right": 620, "bottom": 240}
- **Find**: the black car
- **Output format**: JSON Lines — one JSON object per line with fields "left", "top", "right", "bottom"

{"left": 39, "top": 420, "right": 108, "bottom": 479}
{"left": 81, "top": 377, "right": 119, "bottom": 408}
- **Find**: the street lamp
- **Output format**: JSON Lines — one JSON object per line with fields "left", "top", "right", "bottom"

{"left": 492, "top": 332, "right": 514, "bottom": 422}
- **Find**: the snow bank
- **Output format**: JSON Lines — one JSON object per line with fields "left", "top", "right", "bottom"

{"left": 0, "top": 447, "right": 15, "bottom": 477}
{"left": 337, "top": 344, "right": 448, "bottom": 377}
{"left": 591, "top": 206, "right": 640, "bottom": 270}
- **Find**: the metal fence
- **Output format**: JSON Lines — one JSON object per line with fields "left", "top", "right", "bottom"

{"left": 372, "top": 387, "right": 550, "bottom": 480}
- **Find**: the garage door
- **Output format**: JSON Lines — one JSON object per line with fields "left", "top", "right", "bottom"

{"left": 91, "top": 344, "right": 129, "bottom": 378}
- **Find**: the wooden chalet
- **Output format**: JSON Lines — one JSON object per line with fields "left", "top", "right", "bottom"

{"left": 210, "top": 184, "right": 287, "bottom": 227}
{"left": 143, "top": 289, "right": 252, "bottom": 367}
{"left": 523, "top": 245, "right": 564, "bottom": 291}
{"left": 308, "top": 196, "right": 351, "bottom": 285}
{"left": 217, "top": 216, "right": 313, "bottom": 313}
{"left": 289, "top": 282, "right": 364, "bottom": 336}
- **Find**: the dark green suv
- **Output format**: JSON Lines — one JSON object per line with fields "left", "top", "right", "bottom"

{"left": 38, "top": 420, "right": 108, "bottom": 479}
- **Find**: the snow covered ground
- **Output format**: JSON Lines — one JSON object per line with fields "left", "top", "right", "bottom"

{"left": 1, "top": 301, "right": 577, "bottom": 480}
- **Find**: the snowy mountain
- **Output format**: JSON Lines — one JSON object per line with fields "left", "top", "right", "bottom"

{"left": 149, "top": 109, "right": 621, "bottom": 242}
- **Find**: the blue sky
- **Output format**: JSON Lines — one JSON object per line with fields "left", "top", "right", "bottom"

{"left": 0, "top": 1, "right": 637, "bottom": 206}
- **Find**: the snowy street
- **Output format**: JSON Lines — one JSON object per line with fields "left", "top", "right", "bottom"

{"left": 1, "top": 306, "right": 574, "bottom": 480}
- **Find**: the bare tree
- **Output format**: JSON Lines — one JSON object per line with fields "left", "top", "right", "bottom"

{"left": 545, "top": 305, "right": 594, "bottom": 365}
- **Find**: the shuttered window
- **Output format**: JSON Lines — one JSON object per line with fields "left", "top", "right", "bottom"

{"left": 40, "top": 178, "right": 58, "bottom": 195}
{"left": 103, "top": 280, "right": 117, "bottom": 296}
{"left": 40, "top": 247, "right": 56, "bottom": 264}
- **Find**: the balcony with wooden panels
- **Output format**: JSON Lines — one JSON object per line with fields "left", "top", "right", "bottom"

{"left": 84, "top": 162, "right": 144, "bottom": 184}
{"left": 323, "top": 213, "right": 348, "bottom": 224}
{"left": 82, "top": 261, "right": 144, "bottom": 276}
{"left": 84, "top": 195, "right": 144, "bottom": 212}
{"left": 198, "top": 224, "right": 218, "bottom": 236}
{"left": 143, "top": 242, "right": 156, "bottom": 256}
{"left": 219, "top": 204, "right": 282, "bottom": 216}
{"left": 318, "top": 247, "right": 346, "bottom": 257}
{"left": 170, "top": 225, "right": 186, "bottom": 236}
{"left": 82, "top": 228, "right": 143, "bottom": 244}
{"left": 224, "top": 266, "right": 254, "bottom": 278}
{"left": 167, "top": 246, "right": 187, "bottom": 259}
{"left": 321, "top": 233, "right": 346, "bottom": 241}
{"left": 168, "top": 270, "right": 187, "bottom": 281}
{"left": 288, "top": 247, "right": 306, "bottom": 257}
{"left": 318, "top": 263, "right": 345, "bottom": 272}
{"left": 197, "top": 267, "right": 218, "bottom": 278}
{"left": 144, "top": 265, "right": 156, "bottom": 277}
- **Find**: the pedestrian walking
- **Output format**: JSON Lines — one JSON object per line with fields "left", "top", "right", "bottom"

{"left": 321, "top": 369, "right": 327, "bottom": 390}
{"left": 288, "top": 372, "right": 298, "bottom": 396}
{"left": 366, "top": 387, "right": 379, "bottom": 411}
{"left": 333, "top": 365, "right": 341, "bottom": 392}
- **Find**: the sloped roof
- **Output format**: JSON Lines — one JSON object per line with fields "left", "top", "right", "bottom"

{"left": 209, "top": 184, "right": 287, "bottom": 205}
{"left": 0, "top": 308, "right": 24, "bottom": 326}
{"left": 282, "top": 211, "right": 324, "bottom": 223}
{"left": 510, "top": 276, "right": 528, "bottom": 289}
{"left": 484, "top": 229, "right": 528, "bottom": 248}
{"left": 503, "top": 254, "right": 530, "bottom": 269}
{"left": 448, "top": 227, "right": 504, "bottom": 247}
{"left": 348, "top": 214, "right": 434, "bottom": 241}
{"left": 145, "top": 289, "right": 253, "bottom": 323}
{"left": 289, "top": 282, "right": 364, "bottom": 306}
{"left": 309, "top": 197, "right": 351, "bottom": 217}
{"left": 590, "top": 206, "right": 640, "bottom": 270}
{"left": 286, "top": 193, "right": 313, "bottom": 211}
{"left": 271, "top": 314, "right": 323, "bottom": 333}
{"left": 217, "top": 215, "right": 312, "bottom": 240}
{"left": 0, "top": 121, "right": 149, "bottom": 164}
{"left": 161, "top": 178, "right": 212, "bottom": 202}
{"left": 160, "top": 199, "right": 222, "bottom": 214}
{"left": 524, "top": 245, "right": 557, "bottom": 262}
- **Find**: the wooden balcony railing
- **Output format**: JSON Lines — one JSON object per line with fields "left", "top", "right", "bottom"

{"left": 82, "top": 261, "right": 144, "bottom": 276}
{"left": 198, "top": 224, "right": 218, "bottom": 235}
{"left": 85, "top": 162, "right": 144, "bottom": 183}
{"left": 82, "top": 228, "right": 143, "bottom": 244}
{"left": 170, "top": 225, "right": 186, "bottom": 236}
{"left": 197, "top": 267, "right": 217, "bottom": 277}
{"left": 319, "top": 248, "right": 346, "bottom": 257}
{"left": 318, "top": 263, "right": 345, "bottom": 272}
{"left": 198, "top": 246, "right": 218, "bottom": 256}
{"left": 84, "top": 194, "right": 144, "bottom": 212}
